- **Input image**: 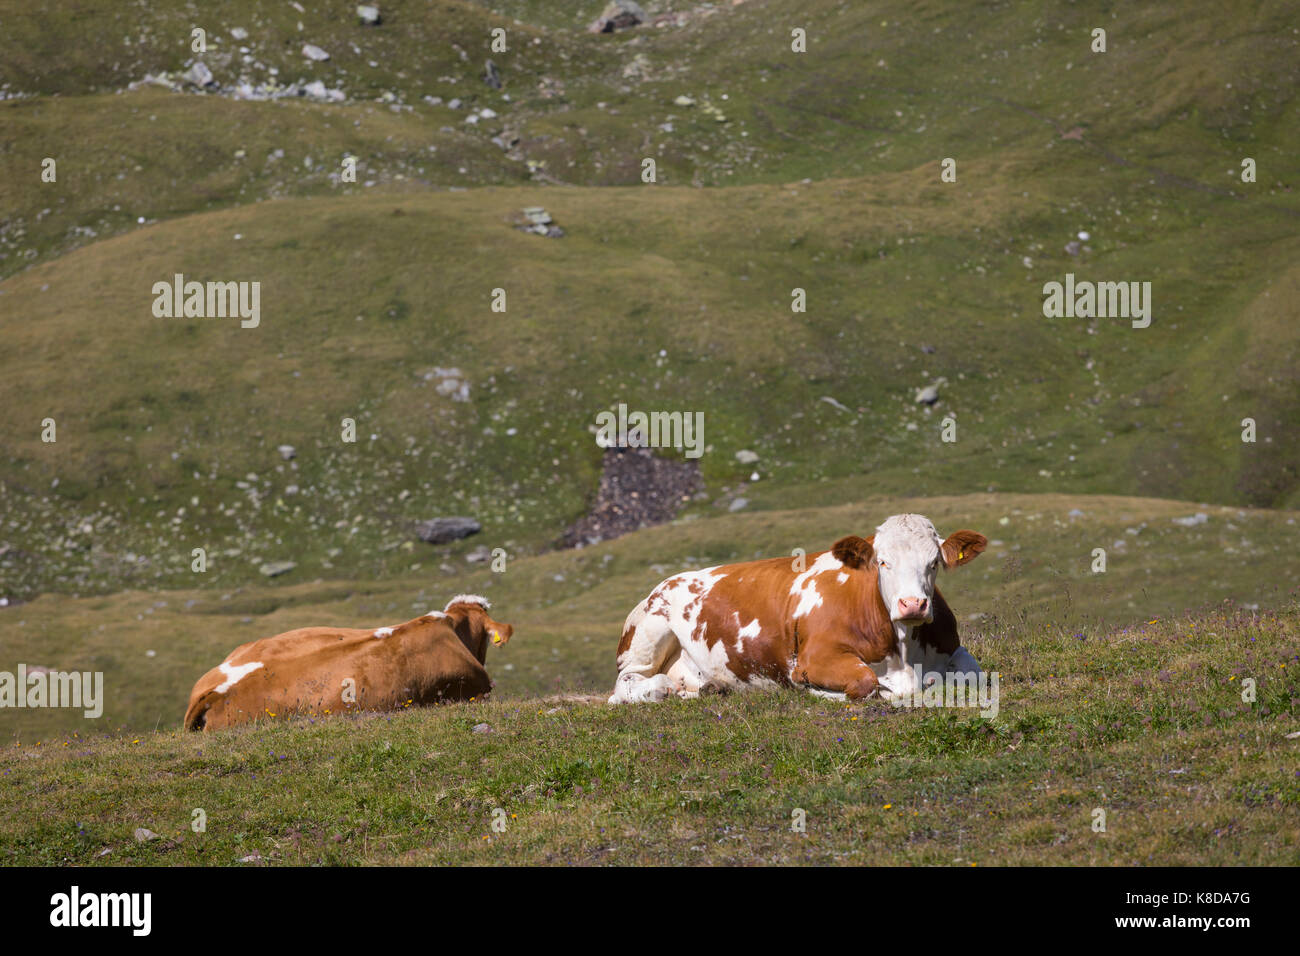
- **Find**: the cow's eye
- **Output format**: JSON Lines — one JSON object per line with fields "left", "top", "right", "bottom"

{"left": 878, "top": 560, "right": 889, "bottom": 570}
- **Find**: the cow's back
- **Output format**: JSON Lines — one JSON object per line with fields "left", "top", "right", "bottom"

{"left": 185, "top": 619, "right": 490, "bottom": 730}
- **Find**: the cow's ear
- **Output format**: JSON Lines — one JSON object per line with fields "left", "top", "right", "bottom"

{"left": 941, "top": 530, "right": 987, "bottom": 568}
{"left": 831, "top": 535, "right": 873, "bottom": 570}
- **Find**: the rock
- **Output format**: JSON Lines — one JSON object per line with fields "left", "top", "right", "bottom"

{"left": 522, "top": 207, "right": 552, "bottom": 225}
{"left": 230, "top": 27, "right": 248, "bottom": 40}
{"left": 735, "top": 450, "right": 759, "bottom": 464}
{"left": 483, "top": 59, "right": 502, "bottom": 89}
{"left": 729, "top": 498, "right": 749, "bottom": 512}
{"left": 472, "top": 722, "right": 493, "bottom": 734}
{"left": 259, "top": 560, "right": 297, "bottom": 578}
{"left": 589, "top": 0, "right": 646, "bottom": 33}
{"left": 302, "top": 44, "right": 330, "bottom": 61}
{"left": 673, "top": 95, "right": 696, "bottom": 107}
{"left": 183, "top": 62, "right": 215, "bottom": 87}
{"left": 447, "top": 97, "right": 462, "bottom": 110}
{"left": 465, "top": 546, "right": 493, "bottom": 564}
{"left": 357, "top": 4, "right": 381, "bottom": 24}
{"left": 1065, "top": 239, "right": 1081, "bottom": 256}
{"left": 277, "top": 444, "right": 296, "bottom": 460}
{"left": 427, "top": 366, "right": 470, "bottom": 402}
{"left": 1172, "top": 513, "right": 1209, "bottom": 527}
{"left": 134, "top": 828, "right": 161, "bottom": 843}
{"left": 415, "top": 517, "right": 481, "bottom": 544}
{"left": 915, "top": 378, "right": 947, "bottom": 405}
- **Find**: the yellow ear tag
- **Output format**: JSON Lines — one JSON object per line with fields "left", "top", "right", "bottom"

{"left": 958, "top": 551, "right": 964, "bottom": 560}
{"left": 492, "top": 630, "right": 502, "bottom": 644}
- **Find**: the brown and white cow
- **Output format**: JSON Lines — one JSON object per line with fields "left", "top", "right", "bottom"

{"left": 608, "top": 514, "right": 986, "bottom": 704}
{"left": 184, "top": 595, "right": 512, "bottom": 731}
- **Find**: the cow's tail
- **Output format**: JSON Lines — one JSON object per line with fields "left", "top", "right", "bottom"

{"left": 183, "top": 687, "right": 220, "bottom": 731}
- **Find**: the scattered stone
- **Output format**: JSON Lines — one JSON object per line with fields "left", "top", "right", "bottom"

{"left": 302, "top": 44, "right": 330, "bottom": 61}
{"left": 589, "top": 0, "right": 646, "bottom": 33}
{"left": 673, "top": 95, "right": 696, "bottom": 107}
{"left": 1172, "top": 513, "right": 1209, "bottom": 527}
{"left": 915, "top": 378, "right": 947, "bottom": 405}
{"left": 735, "top": 450, "right": 759, "bottom": 464}
{"left": 357, "top": 4, "right": 381, "bottom": 25}
{"left": 238, "top": 852, "right": 263, "bottom": 863}
{"left": 277, "top": 444, "right": 296, "bottom": 460}
{"left": 259, "top": 560, "right": 297, "bottom": 578}
{"left": 134, "top": 828, "right": 161, "bottom": 843}
{"left": 415, "top": 517, "right": 481, "bottom": 544}
{"left": 515, "top": 207, "right": 564, "bottom": 238}
{"left": 472, "top": 722, "right": 493, "bottom": 734}
{"left": 483, "top": 59, "right": 501, "bottom": 89}
{"left": 729, "top": 497, "right": 749, "bottom": 512}
{"left": 1065, "top": 239, "right": 1081, "bottom": 256}
{"left": 230, "top": 27, "right": 248, "bottom": 40}
{"left": 820, "top": 396, "right": 851, "bottom": 413}
{"left": 424, "top": 366, "right": 470, "bottom": 401}
{"left": 465, "top": 546, "right": 493, "bottom": 564}
{"left": 447, "top": 97, "right": 462, "bottom": 110}
{"left": 183, "top": 62, "right": 215, "bottom": 87}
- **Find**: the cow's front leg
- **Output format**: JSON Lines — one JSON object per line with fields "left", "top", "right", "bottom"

{"left": 793, "top": 644, "right": 880, "bottom": 701}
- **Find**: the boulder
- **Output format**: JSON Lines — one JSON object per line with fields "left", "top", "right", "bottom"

{"left": 259, "top": 560, "right": 297, "bottom": 578}
{"left": 415, "top": 517, "right": 482, "bottom": 544}
{"left": 183, "top": 62, "right": 215, "bottom": 87}
{"left": 589, "top": 0, "right": 646, "bottom": 33}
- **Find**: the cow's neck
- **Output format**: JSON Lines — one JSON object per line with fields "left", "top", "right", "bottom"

{"left": 893, "top": 620, "right": 915, "bottom": 664}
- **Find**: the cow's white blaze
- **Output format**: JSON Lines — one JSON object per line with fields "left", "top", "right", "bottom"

{"left": 372, "top": 627, "right": 393, "bottom": 639}
{"left": 872, "top": 514, "right": 944, "bottom": 622}
{"left": 216, "top": 660, "right": 264, "bottom": 694}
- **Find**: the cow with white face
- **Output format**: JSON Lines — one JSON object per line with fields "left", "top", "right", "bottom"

{"left": 609, "top": 512, "right": 987, "bottom": 704}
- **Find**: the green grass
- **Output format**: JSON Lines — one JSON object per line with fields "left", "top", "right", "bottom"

{"left": 1, "top": 604, "right": 1295, "bottom": 865}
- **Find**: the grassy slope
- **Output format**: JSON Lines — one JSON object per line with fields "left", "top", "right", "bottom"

{"left": 3, "top": 1, "right": 1299, "bottom": 603}
{"left": 1, "top": 603, "right": 1295, "bottom": 865}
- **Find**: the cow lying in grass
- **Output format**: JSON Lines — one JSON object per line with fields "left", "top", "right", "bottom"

{"left": 184, "top": 595, "right": 512, "bottom": 731}
{"left": 609, "top": 514, "right": 986, "bottom": 704}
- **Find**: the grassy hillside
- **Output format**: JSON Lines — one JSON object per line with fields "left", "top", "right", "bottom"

{"left": 1, "top": 603, "right": 1295, "bottom": 865}
{"left": 3, "top": 2, "right": 1299, "bottom": 603}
